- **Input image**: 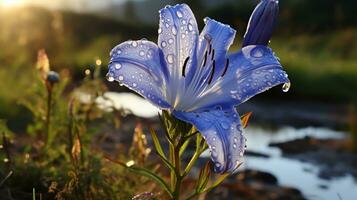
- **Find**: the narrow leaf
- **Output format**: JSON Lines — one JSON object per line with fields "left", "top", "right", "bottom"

{"left": 105, "top": 155, "right": 173, "bottom": 198}
{"left": 196, "top": 162, "right": 211, "bottom": 192}
{"left": 179, "top": 137, "right": 191, "bottom": 157}
{"left": 149, "top": 127, "right": 166, "bottom": 159}
{"left": 201, "top": 173, "right": 230, "bottom": 194}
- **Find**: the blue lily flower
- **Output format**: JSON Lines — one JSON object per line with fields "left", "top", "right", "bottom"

{"left": 107, "top": 0, "right": 289, "bottom": 173}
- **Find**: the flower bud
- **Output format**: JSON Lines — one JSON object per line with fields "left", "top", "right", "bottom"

{"left": 46, "top": 71, "right": 60, "bottom": 84}
{"left": 242, "top": 0, "right": 279, "bottom": 47}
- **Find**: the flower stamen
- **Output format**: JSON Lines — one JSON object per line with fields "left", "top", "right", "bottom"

{"left": 182, "top": 57, "right": 190, "bottom": 77}
{"left": 211, "top": 49, "right": 215, "bottom": 60}
{"left": 207, "top": 60, "right": 216, "bottom": 84}
{"left": 221, "top": 58, "right": 229, "bottom": 77}
{"left": 202, "top": 51, "right": 208, "bottom": 67}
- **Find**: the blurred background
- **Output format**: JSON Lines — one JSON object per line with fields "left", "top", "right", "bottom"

{"left": 0, "top": 0, "right": 357, "bottom": 199}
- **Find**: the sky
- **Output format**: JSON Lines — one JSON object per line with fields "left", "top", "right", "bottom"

{"left": 0, "top": 0, "right": 140, "bottom": 12}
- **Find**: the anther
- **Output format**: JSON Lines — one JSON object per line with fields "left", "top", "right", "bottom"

{"left": 221, "top": 58, "right": 229, "bottom": 77}
{"left": 208, "top": 60, "right": 216, "bottom": 84}
{"left": 182, "top": 57, "right": 190, "bottom": 77}
{"left": 202, "top": 51, "right": 207, "bottom": 67}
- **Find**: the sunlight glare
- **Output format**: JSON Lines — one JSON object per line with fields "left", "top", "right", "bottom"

{"left": 0, "top": 0, "right": 25, "bottom": 8}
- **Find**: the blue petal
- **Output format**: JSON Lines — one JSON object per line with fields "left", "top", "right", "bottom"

{"left": 191, "top": 18, "right": 236, "bottom": 83}
{"left": 181, "top": 19, "right": 236, "bottom": 106}
{"left": 187, "top": 45, "right": 289, "bottom": 111}
{"left": 173, "top": 108, "right": 245, "bottom": 173}
{"left": 108, "top": 40, "right": 171, "bottom": 109}
{"left": 243, "top": 0, "right": 279, "bottom": 47}
{"left": 158, "top": 4, "right": 199, "bottom": 106}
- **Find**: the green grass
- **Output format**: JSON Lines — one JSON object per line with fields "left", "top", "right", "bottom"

{"left": 271, "top": 29, "right": 357, "bottom": 101}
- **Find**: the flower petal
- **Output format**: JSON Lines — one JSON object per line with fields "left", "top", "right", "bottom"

{"left": 173, "top": 108, "right": 245, "bottom": 173}
{"left": 188, "top": 45, "right": 289, "bottom": 111}
{"left": 243, "top": 0, "right": 279, "bottom": 47}
{"left": 180, "top": 19, "right": 236, "bottom": 110}
{"left": 108, "top": 40, "right": 171, "bottom": 109}
{"left": 158, "top": 4, "right": 199, "bottom": 107}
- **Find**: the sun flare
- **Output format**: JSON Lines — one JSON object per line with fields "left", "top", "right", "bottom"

{"left": 0, "top": 0, "right": 25, "bottom": 7}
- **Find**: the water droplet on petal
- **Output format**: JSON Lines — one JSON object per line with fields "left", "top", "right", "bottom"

{"left": 181, "top": 33, "right": 186, "bottom": 39}
{"left": 165, "top": 23, "right": 169, "bottom": 28}
{"left": 139, "top": 50, "right": 145, "bottom": 57}
{"left": 221, "top": 122, "right": 229, "bottom": 129}
{"left": 215, "top": 162, "right": 221, "bottom": 168}
{"left": 132, "top": 83, "right": 137, "bottom": 87}
{"left": 118, "top": 75, "right": 124, "bottom": 81}
{"left": 233, "top": 137, "right": 238, "bottom": 143}
{"left": 233, "top": 144, "right": 237, "bottom": 149}
{"left": 230, "top": 90, "right": 238, "bottom": 94}
{"left": 167, "top": 54, "right": 174, "bottom": 64}
{"left": 176, "top": 10, "right": 183, "bottom": 18}
{"left": 251, "top": 47, "right": 264, "bottom": 58}
{"left": 161, "top": 41, "right": 167, "bottom": 48}
{"left": 282, "top": 82, "right": 291, "bottom": 92}
{"left": 147, "top": 49, "right": 154, "bottom": 58}
{"left": 239, "top": 152, "right": 244, "bottom": 156}
{"left": 188, "top": 23, "right": 193, "bottom": 31}
{"left": 168, "top": 38, "right": 174, "bottom": 44}
{"left": 203, "top": 17, "right": 210, "bottom": 24}
{"left": 181, "top": 19, "right": 187, "bottom": 25}
{"left": 114, "top": 63, "right": 122, "bottom": 69}
{"left": 171, "top": 27, "right": 177, "bottom": 35}
{"left": 158, "top": 28, "right": 162, "bottom": 34}
{"left": 106, "top": 73, "right": 114, "bottom": 82}
{"left": 132, "top": 41, "right": 138, "bottom": 47}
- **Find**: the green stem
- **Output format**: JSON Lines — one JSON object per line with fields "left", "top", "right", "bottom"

{"left": 45, "top": 86, "right": 53, "bottom": 146}
{"left": 172, "top": 145, "right": 182, "bottom": 199}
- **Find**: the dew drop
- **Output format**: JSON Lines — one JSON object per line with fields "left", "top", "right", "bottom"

{"left": 165, "top": 23, "right": 169, "bottom": 28}
{"left": 233, "top": 144, "right": 237, "bottom": 149}
{"left": 132, "top": 41, "right": 138, "bottom": 47}
{"left": 233, "top": 137, "right": 238, "bottom": 143}
{"left": 168, "top": 38, "right": 174, "bottom": 44}
{"left": 132, "top": 83, "right": 137, "bottom": 87}
{"left": 167, "top": 54, "right": 174, "bottom": 64}
{"left": 114, "top": 63, "right": 122, "bottom": 70}
{"left": 176, "top": 10, "right": 183, "bottom": 18}
{"left": 139, "top": 50, "right": 145, "bottom": 57}
{"left": 161, "top": 41, "right": 167, "bottom": 48}
{"left": 251, "top": 47, "right": 264, "bottom": 58}
{"left": 158, "top": 28, "right": 162, "bottom": 34}
{"left": 181, "top": 33, "right": 186, "bottom": 39}
{"left": 181, "top": 19, "right": 187, "bottom": 25}
{"left": 221, "top": 122, "right": 229, "bottom": 129}
{"left": 118, "top": 75, "right": 124, "bottom": 81}
{"left": 147, "top": 49, "right": 154, "bottom": 58}
{"left": 282, "top": 82, "right": 291, "bottom": 92}
{"left": 171, "top": 27, "right": 177, "bottom": 35}
{"left": 239, "top": 152, "right": 244, "bottom": 156}
{"left": 117, "top": 50, "right": 122, "bottom": 55}
{"left": 106, "top": 73, "right": 114, "bottom": 82}
{"left": 188, "top": 23, "right": 193, "bottom": 31}
{"left": 203, "top": 17, "right": 210, "bottom": 23}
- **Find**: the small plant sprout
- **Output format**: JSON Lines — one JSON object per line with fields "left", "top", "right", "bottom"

{"left": 106, "top": 0, "right": 289, "bottom": 199}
